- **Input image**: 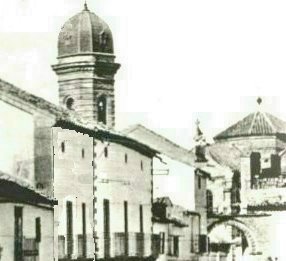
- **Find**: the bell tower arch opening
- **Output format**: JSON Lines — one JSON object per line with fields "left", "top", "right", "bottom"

{"left": 97, "top": 95, "right": 107, "bottom": 124}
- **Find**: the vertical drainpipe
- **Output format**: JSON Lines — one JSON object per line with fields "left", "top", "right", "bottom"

{"left": 151, "top": 157, "right": 154, "bottom": 234}
{"left": 92, "top": 137, "right": 97, "bottom": 260}
{"left": 151, "top": 157, "right": 154, "bottom": 256}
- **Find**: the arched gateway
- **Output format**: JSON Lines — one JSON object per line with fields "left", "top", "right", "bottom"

{"left": 208, "top": 218, "right": 260, "bottom": 256}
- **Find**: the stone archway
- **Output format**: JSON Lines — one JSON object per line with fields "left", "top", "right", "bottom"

{"left": 208, "top": 218, "right": 259, "bottom": 255}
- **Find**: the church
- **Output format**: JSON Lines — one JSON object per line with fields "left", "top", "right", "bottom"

{"left": 198, "top": 98, "right": 286, "bottom": 260}
{"left": 0, "top": 3, "right": 209, "bottom": 261}
{"left": 0, "top": 3, "right": 158, "bottom": 261}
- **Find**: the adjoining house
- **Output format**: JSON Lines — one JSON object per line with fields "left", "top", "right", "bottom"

{"left": 123, "top": 124, "right": 211, "bottom": 260}
{"left": 152, "top": 197, "right": 201, "bottom": 261}
{"left": 0, "top": 171, "right": 56, "bottom": 261}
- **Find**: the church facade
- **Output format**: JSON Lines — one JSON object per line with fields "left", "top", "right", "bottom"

{"left": 0, "top": 3, "right": 157, "bottom": 261}
{"left": 0, "top": 3, "right": 211, "bottom": 261}
{"left": 199, "top": 99, "right": 286, "bottom": 260}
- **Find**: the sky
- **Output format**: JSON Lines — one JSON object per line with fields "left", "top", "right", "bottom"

{"left": 0, "top": 0, "right": 286, "bottom": 148}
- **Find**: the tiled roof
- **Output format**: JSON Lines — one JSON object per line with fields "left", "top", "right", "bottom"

{"left": 0, "top": 78, "right": 65, "bottom": 116}
{"left": 0, "top": 78, "right": 157, "bottom": 157}
{"left": 214, "top": 111, "right": 286, "bottom": 140}
{"left": 0, "top": 171, "right": 56, "bottom": 205}
{"left": 123, "top": 124, "right": 196, "bottom": 166}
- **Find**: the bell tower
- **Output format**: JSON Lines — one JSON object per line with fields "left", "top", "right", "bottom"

{"left": 52, "top": 3, "right": 120, "bottom": 128}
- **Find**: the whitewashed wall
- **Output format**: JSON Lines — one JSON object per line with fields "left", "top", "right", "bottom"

{"left": 153, "top": 155, "right": 195, "bottom": 211}
{"left": 0, "top": 203, "right": 54, "bottom": 261}
{"left": 95, "top": 141, "right": 153, "bottom": 258}
{"left": 0, "top": 100, "right": 35, "bottom": 185}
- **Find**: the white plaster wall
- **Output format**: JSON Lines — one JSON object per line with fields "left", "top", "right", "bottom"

{"left": 52, "top": 127, "right": 94, "bottom": 259}
{"left": 0, "top": 203, "right": 54, "bottom": 261}
{"left": 0, "top": 101, "right": 34, "bottom": 185}
{"left": 94, "top": 141, "right": 153, "bottom": 258}
{"left": 153, "top": 155, "right": 195, "bottom": 211}
{"left": 266, "top": 212, "right": 286, "bottom": 259}
{"left": 0, "top": 204, "right": 14, "bottom": 261}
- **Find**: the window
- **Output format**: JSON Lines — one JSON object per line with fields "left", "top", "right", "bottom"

{"left": 206, "top": 190, "right": 213, "bottom": 214}
{"left": 35, "top": 217, "right": 41, "bottom": 242}
{"left": 82, "top": 203, "right": 87, "bottom": 257}
{"left": 103, "top": 199, "right": 110, "bottom": 258}
{"left": 160, "top": 232, "right": 165, "bottom": 254}
{"left": 198, "top": 176, "right": 201, "bottom": 189}
{"left": 66, "top": 97, "right": 75, "bottom": 110}
{"left": 104, "top": 147, "right": 108, "bottom": 158}
{"left": 173, "top": 236, "right": 179, "bottom": 257}
{"left": 139, "top": 205, "right": 143, "bottom": 233}
{"left": 61, "top": 142, "right": 65, "bottom": 153}
{"left": 125, "top": 153, "right": 128, "bottom": 164}
{"left": 168, "top": 236, "right": 179, "bottom": 256}
{"left": 97, "top": 96, "right": 107, "bottom": 124}
{"left": 36, "top": 183, "right": 44, "bottom": 190}
{"left": 250, "top": 152, "right": 261, "bottom": 188}
{"left": 99, "top": 32, "right": 108, "bottom": 51}
{"left": 14, "top": 207, "right": 23, "bottom": 261}
{"left": 124, "top": 201, "right": 129, "bottom": 255}
{"left": 82, "top": 149, "right": 85, "bottom": 159}
{"left": 140, "top": 160, "right": 144, "bottom": 171}
{"left": 66, "top": 201, "right": 73, "bottom": 258}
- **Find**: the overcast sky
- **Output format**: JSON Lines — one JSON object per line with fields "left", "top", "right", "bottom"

{"left": 0, "top": 0, "right": 286, "bottom": 147}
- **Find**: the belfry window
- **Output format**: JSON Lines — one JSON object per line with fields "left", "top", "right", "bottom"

{"left": 66, "top": 97, "right": 75, "bottom": 110}
{"left": 98, "top": 96, "right": 107, "bottom": 124}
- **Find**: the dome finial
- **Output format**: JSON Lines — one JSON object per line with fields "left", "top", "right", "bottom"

{"left": 257, "top": 96, "right": 262, "bottom": 106}
{"left": 194, "top": 119, "right": 204, "bottom": 141}
{"left": 83, "top": 0, "right": 89, "bottom": 11}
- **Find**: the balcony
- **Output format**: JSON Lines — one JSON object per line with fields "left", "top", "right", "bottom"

{"left": 114, "top": 232, "right": 146, "bottom": 257}
{"left": 23, "top": 237, "right": 39, "bottom": 259}
{"left": 58, "top": 234, "right": 93, "bottom": 260}
{"left": 252, "top": 176, "right": 286, "bottom": 189}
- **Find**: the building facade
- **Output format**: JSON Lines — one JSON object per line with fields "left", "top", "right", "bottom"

{"left": 0, "top": 3, "right": 209, "bottom": 261}
{"left": 200, "top": 100, "right": 286, "bottom": 260}
{"left": 124, "top": 124, "right": 211, "bottom": 260}
{"left": 0, "top": 3, "right": 157, "bottom": 261}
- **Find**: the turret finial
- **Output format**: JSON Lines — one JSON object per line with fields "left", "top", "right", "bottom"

{"left": 83, "top": 0, "right": 89, "bottom": 11}
{"left": 195, "top": 119, "right": 203, "bottom": 137}
{"left": 257, "top": 96, "right": 262, "bottom": 105}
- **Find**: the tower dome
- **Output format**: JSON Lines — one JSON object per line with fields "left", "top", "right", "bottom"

{"left": 58, "top": 3, "right": 114, "bottom": 57}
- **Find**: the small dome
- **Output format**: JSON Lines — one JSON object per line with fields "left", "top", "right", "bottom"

{"left": 58, "top": 4, "right": 114, "bottom": 57}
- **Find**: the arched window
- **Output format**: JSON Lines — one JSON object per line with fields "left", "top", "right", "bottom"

{"left": 66, "top": 97, "right": 75, "bottom": 110}
{"left": 206, "top": 190, "right": 213, "bottom": 214}
{"left": 97, "top": 96, "right": 107, "bottom": 124}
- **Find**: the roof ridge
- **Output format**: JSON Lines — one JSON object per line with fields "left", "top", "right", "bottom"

{"left": 0, "top": 77, "right": 64, "bottom": 116}
{"left": 260, "top": 111, "right": 277, "bottom": 133}
{"left": 249, "top": 111, "right": 258, "bottom": 134}
{"left": 124, "top": 124, "right": 189, "bottom": 152}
